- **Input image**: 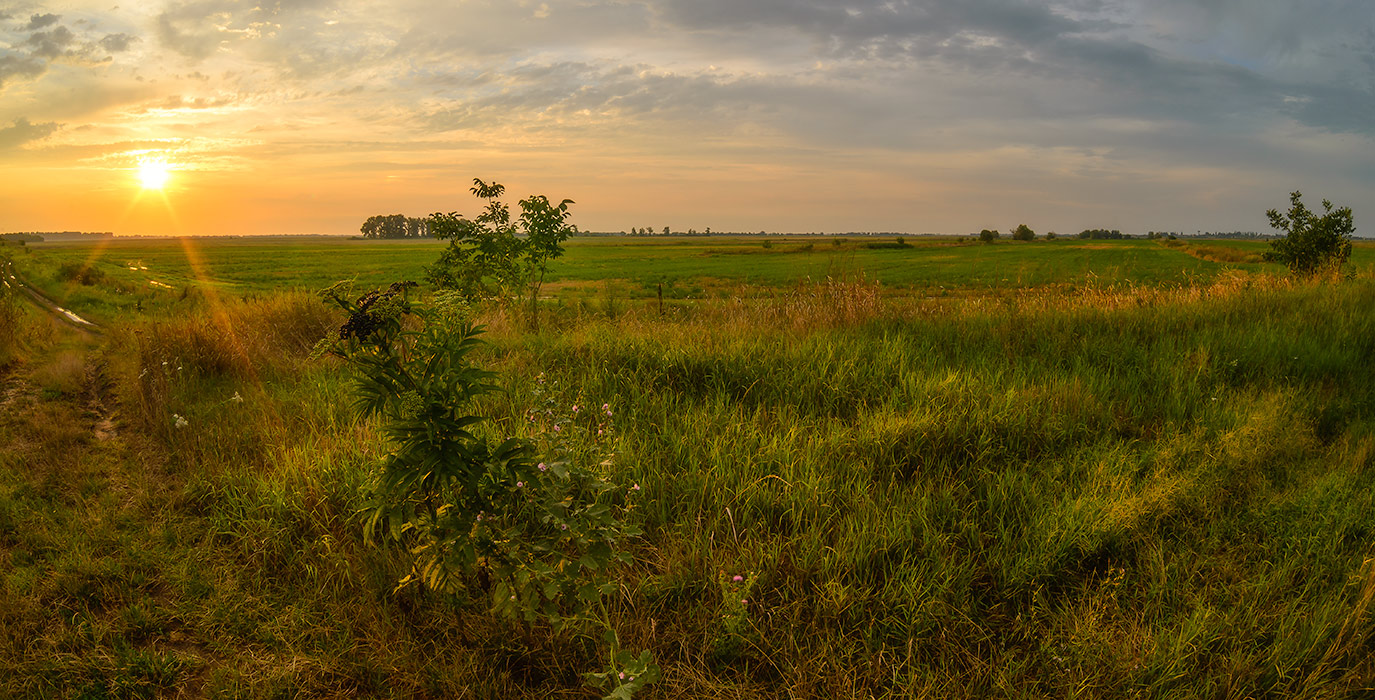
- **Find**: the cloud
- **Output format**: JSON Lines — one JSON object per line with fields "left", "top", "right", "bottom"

{"left": 0, "top": 117, "right": 60, "bottom": 149}
{"left": 99, "top": 32, "right": 137, "bottom": 53}
{"left": 0, "top": 51, "right": 46, "bottom": 88}
{"left": 24, "top": 13, "right": 60, "bottom": 31}
{"left": 23, "top": 25, "right": 79, "bottom": 59}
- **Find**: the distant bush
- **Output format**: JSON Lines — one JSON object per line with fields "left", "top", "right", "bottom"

{"left": 1078, "top": 229, "right": 1124, "bottom": 240}
{"left": 1263, "top": 190, "right": 1355, "bottom": 275}
{"left": 979, "top": 229, "right": 1000, "bottom": 243}
{"left": 864, "top": 240, "right": 910, "bottom": 250}
{"left": 56, "top": 262, "right": 106, "bottom": 285}
{"left": 1012, "top": 224, "right": 1035, "bottom": 241}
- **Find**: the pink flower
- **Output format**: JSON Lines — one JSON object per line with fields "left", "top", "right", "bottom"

{"left": 560, "top": 523, "right": 568, "bottom": 531}
{"left": 598, "top": 429, "right": 604, "bottom": 435}
{"left": 732, "top": 575, "right": 743, "bottom": 582}
{"left": 538, "top": 462, "right": 547, "bottom": 471}
{"left": 741, "top": 599, "right": 748, "bottom": 605}
{"left": 553, "top": 424, "right": 561, "bottom": 432}
{"left": 516, "top": 481, "right": 524, "bottom": 488}
{"left": 572, "top": 404, "right": 579, "bottom": 413}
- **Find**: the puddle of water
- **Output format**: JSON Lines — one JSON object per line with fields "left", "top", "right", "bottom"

{"left": 55, "top": 306, "right": 94, "bottom": 326}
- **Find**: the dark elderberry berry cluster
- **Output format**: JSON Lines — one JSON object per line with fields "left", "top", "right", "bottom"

{"left": 338, "top": 281, "right": 416, "bottom": 340}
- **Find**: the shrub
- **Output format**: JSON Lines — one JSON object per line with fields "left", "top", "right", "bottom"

{"left": 55, "top": 261, "right": 105, "bottom": 286}
{"left": 315, "top": 282, "right": 656, "bottom": 698}
{"left": 426, "top": 178, "right": 575, "bottom": 322}
{"left": 1264, "top": 191, "right": 1355, "bottom": 275}
{"left": 979, "top": 229, "right": 1000, "bottom": 243}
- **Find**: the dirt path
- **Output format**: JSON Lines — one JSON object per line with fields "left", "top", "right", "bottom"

{"left": 0, "top": 326, "right": 218, "bottom": 696}
{"left": 1, "top": 258, "right": 103, "bottom": 334}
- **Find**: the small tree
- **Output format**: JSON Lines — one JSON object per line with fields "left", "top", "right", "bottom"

{"left": 426, "top": 178, "right": 576, "bottom": 322}
{"left": 1011, "top": 224, "right": 1035, "bottom": 241}
{"left": 315, "top": 282, "right": 657, "bottom": 698}
{"left": 979, "top": 229, "right": 1000, "bottom": 243}
{"left": 1046, "top": 231, "right": 1057, "bottom": 240}
{"left": 1264, "top": 191, "right": 1354, "bottom": 275}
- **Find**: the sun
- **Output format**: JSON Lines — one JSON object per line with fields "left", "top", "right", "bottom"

{"left": 138, "top": 159, "right": 172, "bottom": 189}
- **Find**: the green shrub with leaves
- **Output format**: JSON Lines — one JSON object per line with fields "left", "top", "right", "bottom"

{"left": 314, "top": 281, "right": 656, "bottom": 698}
{"left": 426, "top": 178, "right": 576, "bottom": 319}
{"left": 1264, "top": 190, "right": 1355, "bottom": 275}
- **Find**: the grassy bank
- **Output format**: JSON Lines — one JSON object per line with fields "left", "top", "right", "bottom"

{"left": 3, "top": 264, "right": 1369, "bottom": 697}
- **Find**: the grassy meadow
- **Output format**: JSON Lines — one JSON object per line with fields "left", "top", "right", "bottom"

{"left": 1, "top": 236, "right": 1374, "bottom": 697}
{"left": 20, "top": 234, "right": 1375, "bottom": 324}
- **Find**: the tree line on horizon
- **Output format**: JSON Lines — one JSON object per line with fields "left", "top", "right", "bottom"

{"left": 359, "top": 214, "right": 430, "bottom": 239}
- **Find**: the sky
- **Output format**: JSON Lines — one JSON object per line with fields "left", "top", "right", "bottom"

{"left": 1, "top": 0, "right": 1371, "bottom": 236}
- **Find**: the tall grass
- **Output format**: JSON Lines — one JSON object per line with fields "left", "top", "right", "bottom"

{"left": 52, "top": 270, "right": 1375, "bottom": 696}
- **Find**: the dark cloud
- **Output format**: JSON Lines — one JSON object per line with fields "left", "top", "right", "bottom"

{"left": 23, "top": 25, "right": 79, "bottom": 59}
{"left": 99, "top": 32, "right": 137, "bottom": 53}
{"left": 0, "top": 117, "right": 60, "bottom": 149}
{"left": 0, "top": 51, "right": 46, "bottom": 88}
{"left": 638, "top": 0, "right": 1375, "bottom": 136}
{"left": 24, "top": 12, "right": 60, "bottom": 30}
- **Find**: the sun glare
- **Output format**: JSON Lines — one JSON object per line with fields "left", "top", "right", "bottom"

{"left": 138, "top": 159, "right": 172, "bottom": 190}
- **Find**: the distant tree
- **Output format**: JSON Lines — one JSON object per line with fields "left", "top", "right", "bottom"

{"left": 361, "top": 214, "right": 430, "bottom": 239}
{"left": 662, "top": 226, "right": 670, "bottom": 236}
{"left": 1078, "top": 229, "right": 1124, "bottom": 240}
{"left": 979, "top": 229, "right": 1000, "bottom": 243}
{"left": 1264, "top": 191, "right": 1354, "bottom": 275}
{"left": 705, "top": 227, "right": 711, "bottom": 235}
{"left": 1011, "top": 224, "right": 1035, "bottom": 241}
{"left": 1046, "top": 231, "right": 1057, "bottom": 240}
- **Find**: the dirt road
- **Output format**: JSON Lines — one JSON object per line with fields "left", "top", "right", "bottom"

{"left": 1, "top": 257, "right": 103, "bottom": 334}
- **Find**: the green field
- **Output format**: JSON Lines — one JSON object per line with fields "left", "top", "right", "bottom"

{"left": 2, "top": 236, "right": 1373, "bottom": 697}
{"left": 19, "top": 235, "right": 1375, "bottom": 324}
